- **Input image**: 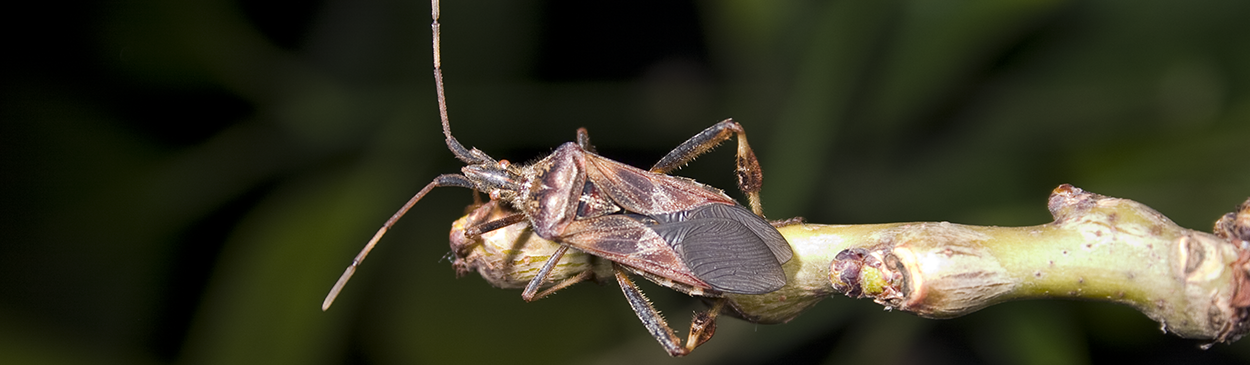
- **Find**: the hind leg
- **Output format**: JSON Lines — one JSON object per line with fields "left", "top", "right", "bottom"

{"left": 649, "top": 119, "right": 766, "bottom": 216}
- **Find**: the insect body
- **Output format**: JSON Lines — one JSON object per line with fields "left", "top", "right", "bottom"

{"left": 466, "top": 138, "right": 793, "bottom": 296}
{"left": 323, "top": 0, "right": 793, "bottom": 356}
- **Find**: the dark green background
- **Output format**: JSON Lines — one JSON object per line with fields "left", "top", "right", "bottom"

{"left": 2, "top": 0, "right": 1248, "bottom": 364}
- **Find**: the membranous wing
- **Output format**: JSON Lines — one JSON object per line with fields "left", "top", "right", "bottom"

{"left": 561, "top": 203, "right": 791, "bottom": 295}
{"left": 648, "top": 204, "right": 790, "bottom": 294}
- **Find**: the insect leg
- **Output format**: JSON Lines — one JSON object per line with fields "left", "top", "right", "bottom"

{"left": 463, "top": 212, "right": 527, "bottom": 238}
{"left": 614, "top": 264, "right": 723, "bottom": 356}
{"left": 520, "top": 245, "right": 595, "bottom": 301}
{"left": 685, "top": 298, "right": 726, "bottom": 352}
{"left": 322, "top": 174, "right": 476, "bottom": 311}
{"left": 649, "top": 119, "right": 765, "bottom": 216}
{"left": 575, "top": 127, "right": 597, "bottom": 153}
{"left": 613, "top": 264, "right": 689, "bottom": 356}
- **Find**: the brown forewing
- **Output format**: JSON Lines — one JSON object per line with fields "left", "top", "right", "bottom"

{"left": 559, "top": 214, "right": 710, "bottom": 290}
{"left": 575, "top": 180, "right": 622, "bottom": 218}
{"left": 582, "top": 154, "right": 737, "bottom": 215}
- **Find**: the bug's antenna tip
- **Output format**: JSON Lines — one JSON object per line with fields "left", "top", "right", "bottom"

{"left": 322, "top": 266, "right": 356, "bottom": 311}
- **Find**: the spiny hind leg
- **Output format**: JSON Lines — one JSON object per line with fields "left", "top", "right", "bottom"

{"left": 649, "top": 119, "right": 765, "bottom": 216}
{"left": 614, "top": 265, "right": 723, "bottom": 357}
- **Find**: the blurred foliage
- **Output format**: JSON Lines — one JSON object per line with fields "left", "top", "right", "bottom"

{"left": 1, "top": 0, "right": 1247, "bottom": 364}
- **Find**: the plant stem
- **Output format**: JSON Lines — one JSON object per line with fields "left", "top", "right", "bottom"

{"left": 452, "top": 184, "right": 1250, "bottom": 345}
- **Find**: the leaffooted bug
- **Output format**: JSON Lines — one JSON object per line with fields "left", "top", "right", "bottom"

{"left": 322, "top": 0, "right": 793, "bottom": 356}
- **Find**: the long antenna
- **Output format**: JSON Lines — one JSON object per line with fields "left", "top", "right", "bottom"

{"left": 322, "top": 0, "right": 483, "bottom": 310}
{"left": 431, "top": 0, "right": 489, "bottom": 165}
{"left": 322, "top": 175, "right": 475, "bottom": 310}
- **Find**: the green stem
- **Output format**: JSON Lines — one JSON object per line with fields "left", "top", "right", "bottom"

{"left": 452, "top": 184, "right": 1250, "bottom": 345}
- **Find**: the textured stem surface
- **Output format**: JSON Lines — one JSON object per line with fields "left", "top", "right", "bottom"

{"left": 451, "top": 184, "right": 1250, "bottom": 344}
